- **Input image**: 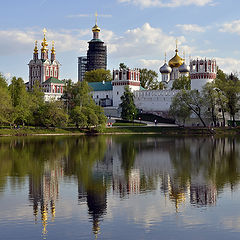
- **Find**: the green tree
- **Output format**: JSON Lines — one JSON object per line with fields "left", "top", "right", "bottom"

{"left": 171, "top": 90, "right": 207, "bottom": 126}
{"left": 172, "top": 76, "right": 191, "bottom": 90}
{"left": 70, "top": 106, "right": 87, "bottom": 128}
{"left": 119, "top": 63, "right": 128, "bottom": 70}
{"left": 68, "top": 81, "right": 106, "bottom": 129}
{"left": 169, "top": 95, "right": 191, "bottom": 126}
{"left": 9, "top": 77, "right": 31, "bottom": 125}
{"left": 215, "top": 73, "right": 240, "bottom": 125}
{"left": 84, "top": 69, "right": 112, "bottom": 82}
{"left": 0, "top": 74, "right": 13, "bottom": 125}
{"left": 120, "top": 86, "right": 137, "bottom": 121}
{"left": 139, "top": 68, "right": 160, "bottom": 90}
{"left": 34, "top": 101, "right": 68, "bottom": 128}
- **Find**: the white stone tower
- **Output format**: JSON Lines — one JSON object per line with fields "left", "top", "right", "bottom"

{"left": 190, "top": 59, "right": 217, "bottom": 91}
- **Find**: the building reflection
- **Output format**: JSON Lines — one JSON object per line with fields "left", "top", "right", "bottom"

{"left": 28, "top": 162, "right": 63, "bottom": 238}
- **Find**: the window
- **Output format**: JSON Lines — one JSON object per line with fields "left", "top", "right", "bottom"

{"left": 106, "top": 95, "right": 108, "bottom": 99}
{"left": 117, "top": 92, "right": 119, "bottom": 95}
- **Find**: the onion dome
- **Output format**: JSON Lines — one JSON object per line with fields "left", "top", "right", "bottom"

{"left": 41, "top": 28, "right": 48, "bottom": 53}
{"left": 92, "top": 12, "right": 100, "bottom": 32}
{"left": 168, "top": 48, "right": 184, "bottom": 68}
{"left": 179, "top": 62, "right": 190, "bottom": 73}
{"left": 160, "top": 63, "right": 172, "bottom": 74}
{"left": 51, "top": 40, "right": 56, "bottom": 54}
{"left": 33, "top": 40, "right": 38, "bottom": 54}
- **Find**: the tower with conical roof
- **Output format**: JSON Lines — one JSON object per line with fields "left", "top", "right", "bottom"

{"left": 86, "top": 12, "right": 107, "bottom": 71}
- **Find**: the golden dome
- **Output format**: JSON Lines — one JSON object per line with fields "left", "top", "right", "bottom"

{"left": 92, "top": 24, "right": 101, "bottom": 32}
{"left": 41, "top": 28, "right": 48, "bottom": 53}
{"left": 168, "top": 49, "right": 184, "bottom": 68}
{"left": 51, "top": 40, "right": 56, "bottom": 54}
{"left": 34, "top": 40, "right": 38, "bottom": 54}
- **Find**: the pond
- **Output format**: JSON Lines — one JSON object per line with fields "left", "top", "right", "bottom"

{"left": 0, "top": 135, "right": 240, "bottom": 240}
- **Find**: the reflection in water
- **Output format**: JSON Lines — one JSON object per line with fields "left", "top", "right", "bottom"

{"left": 0, "top": 136, "right": 240, "bottom": 239}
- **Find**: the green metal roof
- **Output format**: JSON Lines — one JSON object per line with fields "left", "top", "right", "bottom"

{"left": 43, "top": 77, "right": 65, "bottom": 84}
{"left": 88, "top": 81, "right": 112, "bottom": 91}
{"left": 89, "top": 39, "right": 104, "bottom": 43}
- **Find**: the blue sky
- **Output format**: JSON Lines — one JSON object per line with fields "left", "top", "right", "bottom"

{"left": 1, "top": 0, "right": 240, "bottom": 82}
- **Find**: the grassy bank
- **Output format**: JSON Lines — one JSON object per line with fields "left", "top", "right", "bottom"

{"left": 1, "top": 126, "right": 240, "bottom": 137}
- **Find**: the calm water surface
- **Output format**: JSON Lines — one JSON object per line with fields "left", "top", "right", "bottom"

{"left": 1, "top": 135, "right": 240, "bottom": 240}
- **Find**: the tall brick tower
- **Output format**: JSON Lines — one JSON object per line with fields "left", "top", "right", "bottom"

{"left": 86, "top": 12, "right": 107, "bottom": 71}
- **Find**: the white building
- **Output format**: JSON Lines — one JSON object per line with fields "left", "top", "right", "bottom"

{"left": 90, "top": 46, "right": 217, "bottom": 118}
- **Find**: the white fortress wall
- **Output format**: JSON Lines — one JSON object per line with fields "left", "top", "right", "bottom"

{"left": 134, "top": 89, "right": 179, "bottom": 112}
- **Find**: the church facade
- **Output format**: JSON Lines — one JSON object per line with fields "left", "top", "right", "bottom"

{"left": 27, "top": 29, "right": 65, "bottom": 101}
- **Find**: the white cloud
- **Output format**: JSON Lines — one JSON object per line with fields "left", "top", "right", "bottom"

{"left": 107, "top": 23, "right": 191, "bottom": 59}
{"left": 176, "top": 24, "right": 206, "bottom": 33}
{"left": 0, "top": 28, "right": 91, "bottom": 56}
{"left": 215, "top": 57, "right": 240, "bottom": 74}
{"left": 118, "top": 0, "right": 214, "bottom": 8}
{"left": 219, "top": 20, "right": 240, "bottom": 35}
{"left": 66, "top": 14, "right": 112, "bottom": 18}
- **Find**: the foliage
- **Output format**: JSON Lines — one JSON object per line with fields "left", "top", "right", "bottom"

{"left": 9, "top": 77, "right": 32, "bottom": 125}
{"left": 65, "top": 81, "right": 106, "bottom": 128}
{"left": 215, "top": 73, "right": 240, "bottom": 124}
{"left": 139, "top": 68, "right": 161, "bottom": 90}
{"left": 169, "top": 94, "right": 191, "bottom": 125}
{"left": 0, "top": 74, "right": 13, "bottom": 125}
{"left": 120, "top": 86, "right": 137, "bottom": 121}
{"left": 119, "top": 63, "right": 128, "bottom": 70}
{"left": 34, "top": 101, "right": 68, "bottom": 128}
{"left": 171, "top": 76, "right": 191, "bottom": 90}
{"left": 170, "top": 90, "right": 207, "bottom": 126}
{"left": 84, "top": 69, "right": 112, "bottom": 82}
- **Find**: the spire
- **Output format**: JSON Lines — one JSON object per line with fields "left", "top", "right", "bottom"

{"left": 92, "top": 11, "right": 101, "bottom": 39}
{"left": 51, "top": 40, "right": 56, "bottom": 61}
{"left": 33, "top": 40, "right": 39, "bottom": 61}
{"left": 41, "top": 28, "right": 48, "bottom": 53}
{"left": 175, "top": 39, "right": 178, "bottom": 53}
{"left": 95, "top": 11, "right": 98, "bottom": 26}
{"left": 41, "top": 28, "right": 48, "bottom": 60}
{"left": 51, "top": 40, "right": 55, "bottom": 54}
{"left": 34, "top": 40, "right": 38, "bottom": 54}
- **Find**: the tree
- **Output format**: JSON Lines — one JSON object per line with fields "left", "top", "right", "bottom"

{"left": 68, "top": 81, "right": 106, "bottom": 129}
{"left": 84, "top": 69, "right": 112, "bottom": 82}
{"left": 169, "top": 96, "right": 191, "bottom": 126}
{"left": 120, "top": 86, "right": 137, "bottom": 121}
{"left": 9, "top": 77, "right": 31, "bottom": 125}
{"left": 139, "top": 68, "right": 160, "bottom": 90}
{"left": 215, "top": 73, "right": 240, "bottom": 125}
{"left": 119, "top": 63, "right": 128, "bottom": 70}
{"left": 171, "top": 90, "right": 207, "bottom": 126}
{"left": 0, "top": 73, "right": 13, "bottom": 125}
{"left": 70, "top": 106, "right": 87, "bottom": 128}
{"left": 172, "top": 76, "right": 191, "bottom": 90}
{"left": 34, "top": 101, "right": 68, "bottom": 128}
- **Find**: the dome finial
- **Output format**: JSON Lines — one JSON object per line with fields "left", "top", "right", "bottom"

{"left": 176, "top": 39, "right": 178, "bottom": 52}
{"left": 51, "top": 40, "right": 55, "bottom": 54}
{"left": 95, "top": 11, "right": 98, "bottom": 26}
{"left": 41, "top": 28, "right": 48, "bottom": 53}
{"left": 34, "top": 40, "right": 38, "bottom": 54}
{"left": 165, "top": 52, "right": 167, "bottom": 63}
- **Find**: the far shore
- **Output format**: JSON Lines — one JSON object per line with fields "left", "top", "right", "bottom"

{"left": 0, "top": 126, "right": 240, "bottom": 137}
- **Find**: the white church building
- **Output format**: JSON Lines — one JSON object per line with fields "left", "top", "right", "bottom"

{"left": 89, "top": 45, "right": 217, "bottom": 117}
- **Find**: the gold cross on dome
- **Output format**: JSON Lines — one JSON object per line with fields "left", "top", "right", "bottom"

{"left": 176, "top": 39, "right": 178, "bottom": 49}
{"left": 95, "top": 11, "right": 98, "bottom": 25}
{"left": 43, "top": 28, "right": 47, "bottom": 36}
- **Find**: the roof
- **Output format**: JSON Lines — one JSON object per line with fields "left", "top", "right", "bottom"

{"left": 43, "top": 77, "right": 65, "bottom": 84}
{"left": 88, "top": 81, "right": 112, "bottom": 91}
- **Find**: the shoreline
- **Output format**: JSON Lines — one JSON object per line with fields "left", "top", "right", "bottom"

{"left": 0, "top": 126, "right": 240, "bottom": 137}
